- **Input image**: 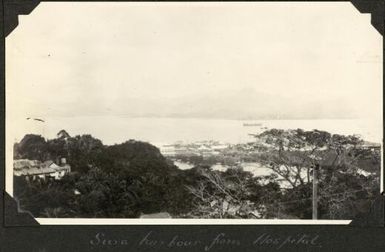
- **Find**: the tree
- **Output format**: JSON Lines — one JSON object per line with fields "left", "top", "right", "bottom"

{"left": 44, "top": 133, "right": 105, "bottom": 173}
{"left": 252, "top": 129, "right": 332, "bottom": 188}
{"left": 73, "top": 167, "right": 142, "bottom": 217}
{"left": 14, "top": 133, "right": 192, "bottom": 217}
{"left": 65, "top": 134, "right": 104, "bottom": 173}
{"left": 14, "top": 134, "right": 48, "bottom": 161}
{"left": 185, "top": 166, "right": 282, "bottom": 218}
{"left": 252, "top": 129, "right": 381, "bottom": 219}
{"left": 13, "top": 175, "right": 77, "bottom": 217}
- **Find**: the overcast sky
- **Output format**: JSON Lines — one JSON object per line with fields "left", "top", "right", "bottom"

{"left": 6, "top": 2, "right": 382, "bottom": 120}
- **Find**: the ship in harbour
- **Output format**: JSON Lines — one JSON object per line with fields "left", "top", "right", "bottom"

{"left": 243, "top": 123, "right": 262, "bottom": 127}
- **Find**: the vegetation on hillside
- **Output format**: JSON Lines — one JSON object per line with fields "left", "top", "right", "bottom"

{"left": 13, "top": 129, "right": 380, "bottom": 219}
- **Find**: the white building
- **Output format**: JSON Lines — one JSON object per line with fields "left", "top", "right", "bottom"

{"left": 14, "top": 159, "right": 71, "bottom": 180}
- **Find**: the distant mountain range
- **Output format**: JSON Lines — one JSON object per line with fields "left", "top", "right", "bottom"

{"left": 109, "top": 89, "right": 356, "bottom": 120}
{"left": 44, "top": 88, "right": 357, "bottom": 120}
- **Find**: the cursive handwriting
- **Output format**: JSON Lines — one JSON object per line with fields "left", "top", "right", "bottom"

{"left": 89, "top": 231, "right": 322, "bottom": 250}
{"left": 253, "top": 233, "right": 321, "bottom": 250}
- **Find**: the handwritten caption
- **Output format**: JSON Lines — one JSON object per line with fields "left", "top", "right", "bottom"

{"left": 90, "top": 231, "right": 322, "bottom": 250}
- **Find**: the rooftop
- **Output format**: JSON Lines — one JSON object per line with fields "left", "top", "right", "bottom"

{"left": 14, "top": 159, "right": 70, "bottom": 176}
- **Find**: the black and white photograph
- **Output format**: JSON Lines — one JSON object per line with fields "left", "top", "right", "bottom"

{"left": 5, "top": 2, "right": 382, "bottom": 224}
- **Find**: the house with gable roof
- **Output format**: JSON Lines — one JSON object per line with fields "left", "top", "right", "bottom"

{"left": 14, "top": 158, "right": 71, "bottom": 180}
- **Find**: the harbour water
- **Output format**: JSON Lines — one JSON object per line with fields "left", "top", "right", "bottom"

{"left": 9, "top": 116, "right": 382, "bottom": 146}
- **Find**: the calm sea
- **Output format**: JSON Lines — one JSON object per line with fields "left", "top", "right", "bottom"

{"left": 9, "top": 116, "right": 382, "bottom": 146}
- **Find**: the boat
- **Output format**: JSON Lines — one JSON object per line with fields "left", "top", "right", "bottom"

{"left": 243, "top": 123, "right": 262, "bottom": 127}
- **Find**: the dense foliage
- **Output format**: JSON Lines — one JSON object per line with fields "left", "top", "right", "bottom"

{"left": 13, "top": 129, "right": 380, "bottom": 219}
{"left": 251, "top": 129, "right": 381, "bottom": 219}
{"left": 14, "top": 132, "right": 194, "bottom": 217}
